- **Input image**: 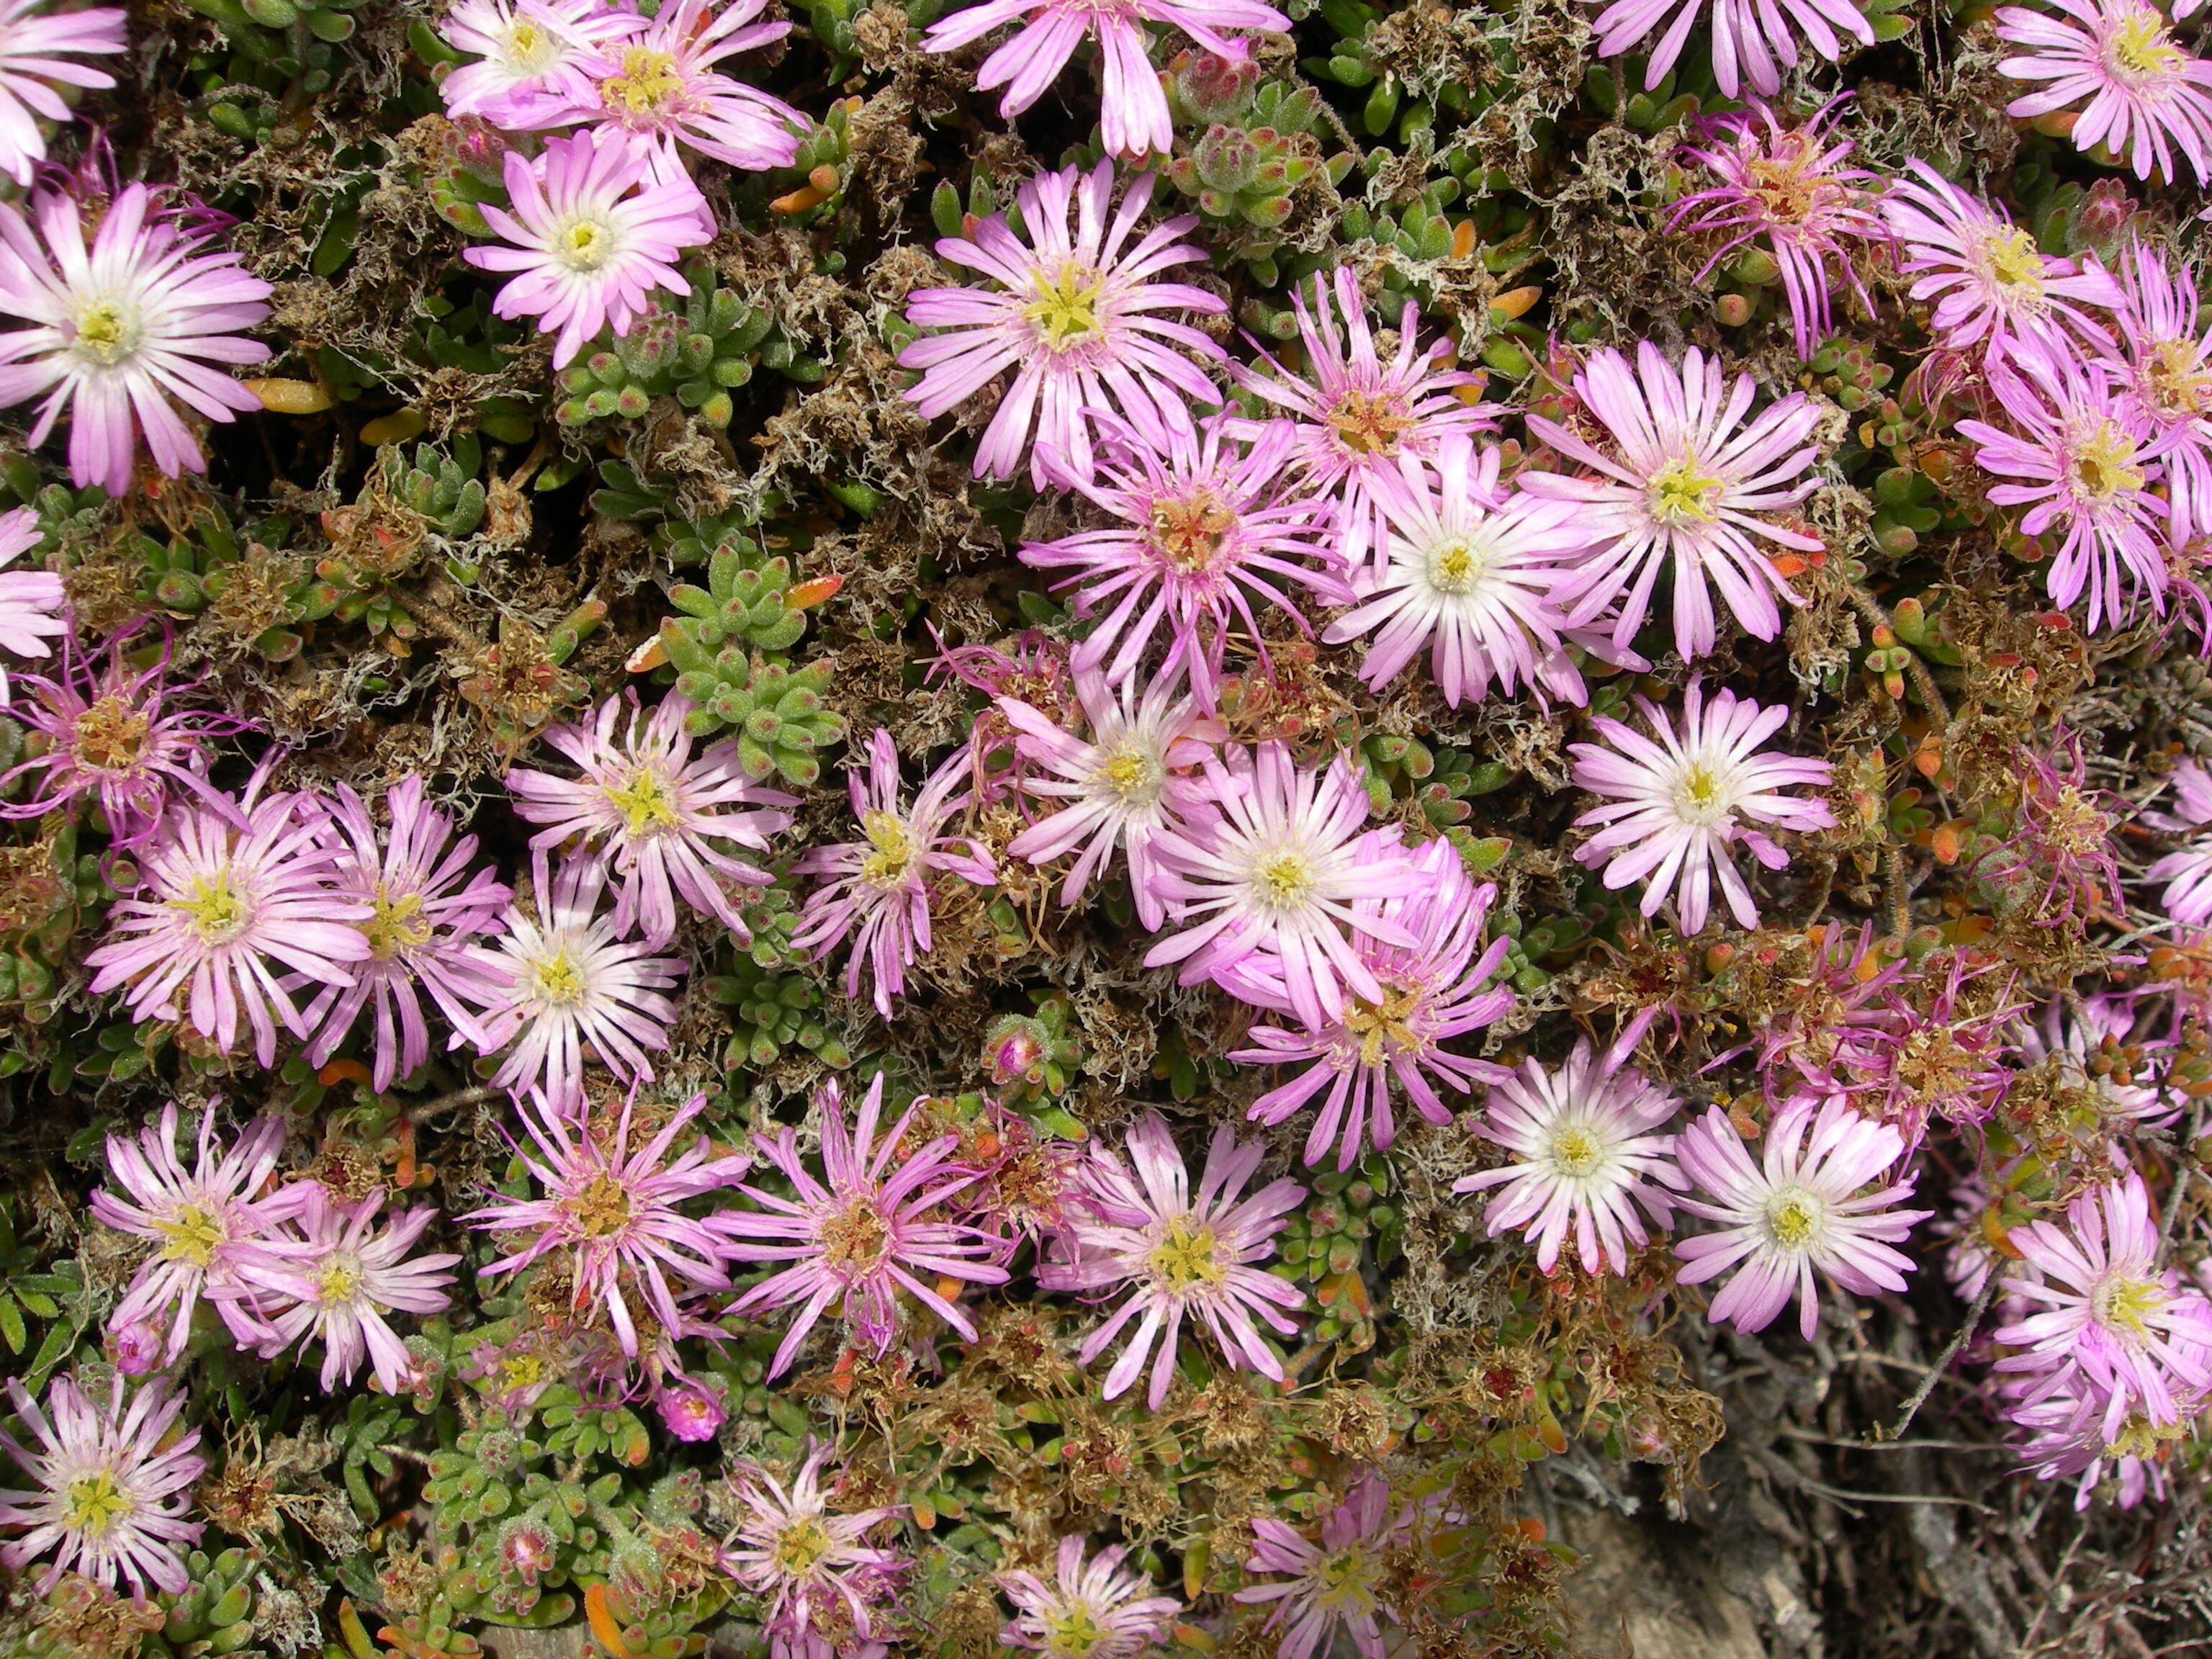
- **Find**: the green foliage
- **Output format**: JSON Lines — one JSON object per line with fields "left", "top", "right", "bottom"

{"left": 555, "top": 264, "right": 820, "bottom": 430}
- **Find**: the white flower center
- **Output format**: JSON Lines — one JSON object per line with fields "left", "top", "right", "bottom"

{"left": 553, "top": 215, "right": 620, "bottom": 272}
{"left": 1761, "top": 1187, "right": 1828, "bottom": 1253}
{"left": 69, "top": 297, "right": 141, "bottom": 368}
{"left": 2103, "top": 6, "right": 2185, "bottom": 82}
{"left": 175, "top": 871, "right": 255, "bottom": 945}
{"left": 2090, "top": 1271, "right": 2167, "bottom": 1340}
{"left": 1091, "top": 739, "right": 1163, "bottom": 806}
{"left": 1666, "top": 759, "right": 1740, "bottom": 828}
{"left": 1423, "top": 531, "right": 1489, "bottom": 597}
{"left": 526, "top": 945, "right": 590, "bottom": 1007}
{"left": 1545, "top": 1121, "right": 1606, "bottom": 1179}
{"left": 500, "top": 18, "right": 563, "bottom": 73}
{"left": 1247, "top": 848, "right": 1317, "bottom": 914}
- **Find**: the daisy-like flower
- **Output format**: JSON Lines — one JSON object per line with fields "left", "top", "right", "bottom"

{"left": 0, "top": 183, "right": 271, "bottom": 495}
{"left": 790, "top": 729, "right": 996, "bottom": 1020}
{"left": 467, "top": 858, "right": 685, "bottom": 1110}
{"left": 1959, "top": 334, "right": 2167, "bottom": 634}
{"left": 1233, "top": 1473, "right": 1420, "bottom": 1659}
{"left": 719, "top": 1443, "right": 907, "bottom": 1659}
{"left": 1668, "top": 96, "right": 1889, "bottom": 361}
{"left": 1229, "top": 834, "right": 1516, "bottom": 1170}
{"left": 2008, "top": 1380, "right": 2194, "bottom": 1511}
{"left": 900, "top": 161, "right": 1227, "bottom": 489}
{"left": 469, "top": 1089, "right": 745, "bottom": 1359}
{"left": 1588, "top": 0, "right": 1874, "bottom": 99}
{"left": 1569, "top": 680, "right": 1835, "bottom": 937}
{"left": 1997, "top": 0, "right": 2212, "bottom": 186}
{"left": 85, "top": 791, "right": 372, "bottom": 1066}
{"left": 925, "top": 0, "right": 1287, "bottom": 158}
{"left": 508, "top": 689, "right": 795, "bottom": 948}
{"left": 238, "top": 1184, "right": 459, "bottom": 1394}
{"left": 1234, "top": 265, "right": 1499, "bottom": 577}
{"left": 714, "top": 1075, "right": 1011, "bottom": 1379}
{"left": 1038, "top": 1112, "right": 1305, "bottom": 1408}
{"left": 0, "top": 1372, "right": 203, "bottom": 1596}
{"left": 438, "top": 0, "right": 639, "bottom": 128}
{"left": 1000, "top": 665, "right": 1218, "bottom": 931}
{"left": 0, "top": 504, "right": 61, "bottom": 698}
{"left": 1673, "top": 1094, "right": 1928, "bottom": 1341}
{"left": 465, "top": 131, "right": 712, "bottom": 370}
{"left": 1454, "top": 1039, "right": 1687, "bottom": 1275}
{"left": 0, "top": 0, "right": 126, "bottom": 186}
{"left": 999, "top": 1535, "right": 1183, "bottom": 1658}
{"left": 89, "top": 1103, "right": 304, "bottom": 1362}
{"left": 1321, "top": 436, "right": 1601, "bottom": 708}
{"left": 1019, "top": 415, "right": 1344, "bottom": 712}
{"left": 301, "top": 779, "right": 510, "bottom": 1093}
{"left": 1522, "top": 342, "right": 1824, "bottom": 660}
{"left": 1145, "top": 742, "right": 1419, "bottom": 1031}
{"left": 2104, "top": 242, "right": 2212, "bottom": 544}
{"left": 1877, "top": 161, "right": 2123, "bottom": 354}
{"left": 2146, "top": 759, "right": 2212, "bottom": 925}
{"left": 573, "top": 0, "right": 804, "bottom": 173}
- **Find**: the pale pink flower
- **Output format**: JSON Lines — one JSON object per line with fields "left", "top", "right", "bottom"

{"left": 1523, "top": 342, "right": 1824, "bottom": 660}
{"left": 0, "top": 503, "right": 60, "bottom": 698}
{"left": 438, "top": 0, "right": 640, "bottom": 129}
{"left": 2104, "top": 242, "right": 2212, "bottom": 544}
{"left": 999, "top": 1536, "right": 1182, "bottom": 1658}
{"left": 1569, "top": 680, "right": 1835, "bottom": 936}
{"left": 714, "top": 1075, "right": 1011, "bottom": 1379}
{"left": 791, "top": 729, "right": 996, "bottom": 1020}
{"left": 1455, "top": 1038, "right": 1686, "bottom": 1274}
{"left": 1233, "top": 1472, "right": 1420, "bottom": 1659}
{"left": 0, "top": 184, "right": 271, "bottom": 494}
{"left": 574, "top": 0, "right": 804, "bottom": 172}
{"left": 1997, "top": 0, "right": 2212, "bottom": 186}
{"left": 900, "top": 161, "right": 1227, "bottom": 488}
{"left": 1673, "top": 1094, "right": 1928, "bottom": 1341}
{"left": 2146, "top": 759, "right": 2212, "bottom": 925}
{"left": 1230, "top": 835, "right": 1515, "bottom": 1170}
{"left": 508, "top": 689, "right": 795, "bottom": 948}
{"left": 0, "top": 0, "right": 125, "bottom": 186}
{"left": 2008, "top": 1380, "right": 2192, "bottom": 1510}
{"left": 1038, "top": 1112, "right": 1304, "bottom": 1408}
{"left": 1589, "top": 0, "right": 1873, "bottom": 99}
{"left": 0, "top": 1372, "right": 202, "bottom": 1596}
{"left": 1145, "top": 742, "right": 1419, "bottom": 1031}
{"left": 719, "top": 1443, "right": 907, "bottom": 1659}
{"left": 925, "top": 0, "right": 1287, "bottom": 158}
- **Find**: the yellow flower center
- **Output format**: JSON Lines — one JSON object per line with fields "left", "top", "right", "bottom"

{"left": 1148, "top": 1215, "right": 1227, "bottom": 1292}
{"left": 858, "top": 809, "right": 916, "bottom": 888}
{"left": 1341, "top": 982, "right": 1425, "bottom": 1067}
{"left": 1548, "top": 1124, "right": 1603, "bottom": 1177}
{"left": 71, "top": 299, "right": 140, "bottom": 367}
{"left": 1094, "top": 742, "right": 1162, "bottom": 805}
{"left": 72, "top": 696, "right": 150, "bottom": 775}
{"left": 771, "top": 1515, "right": 835, "bottom": 1577}
{"left": 1668, "top": 760, "right": 1736, "bottom": 827}
{"left": 603, "top": 45, "right": 684, "bottom": 116}
{"left": 819, "top": 1196, "right": 894, "bottom": 1276}
{"left": 1249, "top": 849, "right": 1316, "bottom": 912}
{"left": 1023, "top": 262, "right": 1109, "bottom": 351}
{"left": 555, "top": 217, "right": 616, "bottom": 273}
{"left": 1763, "top": 1190, "right": 1823, "bottom": 1251}
{"left": 364, "top": 888, "right": 433, "bottom": 961}
{"left": 569, "top": 1172, "right": 634, "bottom": 1238}
{"left": 175, "top": 872, "right": 253, "bottom": 945}
{"left": 1042, "top": 1605, "right": 1112, "bottom": 1658}
{"left": 2069, "top": 422, "right": 2146, "bottom": 502}
{"left": 527, "top": 947, "right": 589, "bottom": 1007}
{"left": 1981, "top": 228, "right": 2046, "bottom": 295}
{"left": 1745, "top": 143, "right": 1822, "bottom": 224}
{"left": 1424, "top": 533, "right": 1487, "bottom": 595}
{"left": 2142, "top": 338, "right": 2212, "bottom": 420}
{"left": 2091, "top": 1272, "right": 2167, "bottom": 1336}
{"left": 1648, "top": 455, "right": 1727, "bottom": 526}
{"left": 1148, "top": 490, "right": 1236, "bottom": 574}
{"left": 63, "top": 1472, "right": 132, "bottom": 1539}
{"left": 316, "top": 1253, "right": 364, "bottom": 1305}
{"left": 502, "top": 19, "right": 559, "bottom": 71}
{"left": 604, "top": 765, "right": 683, "bottom": 836}
{"left": 156, "top": 1202, "right": 226, "bottom": 1267}
{"left": 1328, "top": 389, "right": 1416, "bottom": 457}
{"left": 2105, "top": 6, "right": 2185, "bottom": 79}
{"left": 1312, "top": 1542, "right": 1381, "bottom": 1614}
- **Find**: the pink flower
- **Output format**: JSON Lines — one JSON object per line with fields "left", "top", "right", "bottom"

{"left": 1000, "top": 664, "right": 1218, "bottom": 930}
{"left": 508, "top": 689, "right": 794, "bottom": 948}
{"left": 0, "top": 0, "right": 126, "bottom": 186}
{"left": 719, "top": 1443, "right": 907, "bottom": 1659}
{"left": 999, "top": 1536, "right": 1182, "bottom": 1657}
{"left": 900, "top": 161, "right": 1227, "bottom": 488}
{"left": 1673, "top": 1094, "right": 1928, "bottom": 1341}
{"left": 438, "top": 0, "right": 640, "bottom": 129}
{"left": 2103, "top": 242, "right": 2212, "bottom": 544}
{"left": 791, "top": 729, "right": 996, "bottom": 1020}
{"left": 86, "top": 791, "right": 372, "bottom": 1066}
{"left": 301, "top": 778, "right": 511, "bottom": 1093}
{"left": 1958, "top": 335, "right": 2167, "bottom": 634}
{"left": 1230, "top": 835, "right": 1515, "bottom": 1170}
{"left": 1997, "top": 0, "right": 2212, "bottom": 186}
{"left": 714, "top": 1075, "right": 1011, "bottom": 1379}
{"left": 573, "top": 0, "right": 804, "bottom": 172}
{"left": 1145, "top": 742, "right": 1419, "bottom": 1031}
{"left": 1038, "top": 1112, "right": 1304, "bottom": 1408}
{"left": 0, "top": 183, "right": 271, "bottom": 494}
{"left": 1233, "top": 1473, "right": 1420, "bottom": 1659}
{"left": 1234, "top": 266, "right": 1499, "bottom": 577}
{"left": 1569, "top": 680, "right": 1835, "bottom": 936}
{"left": 467, "top": 131, "right": 712, "bottom": 370}
{"left": 1455, "top": 1038, "right": 1686, "bottom": 1274}
{"left": 1668, "top": 96, "right": 1888, "bottom": 360}
{"left": 2146, "top": 760, "right": 2212, "bottom": 925}
{"left": 655, "top": 1380, "right": 726, "bottom": 1442}
{"left": 0, "top": 504, "right": 61, "bottom": 697}
{"left": 1523, "top": 342, "right": 1823, "bottom": 660}
{"left": 925, "top": 0, "right": 1287, "bottom": 158}
{"left": 1018, "top": 414, "right": 1344, "bottom": 712}
{"left": 1588, "top": 0, "right": 1872, "bottom": 99}
{"left": 2008, "top": 1380, "right": 2192, "bottom": 1510}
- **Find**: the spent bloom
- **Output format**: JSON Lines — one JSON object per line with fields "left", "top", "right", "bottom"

{"left": 0, "top": 0, "right": 126, "bottom": 186}
{"left": 1234, "top": 266, "right": 1499, "bottom": 576}
{"left": 0, "top": 504, "right": 62, "bottom": 698}
{"left": 86, "top": 791, "right": 372, "bottom": 1067}
{"left": 469, "top": 1089, "right": 746, "bottom": 1360}
{"left": 1038, "top": 1112, "right": 1305, "bottom": 1408}
{"left": 1230, "top": 834, "right": 1516, "bottom": 1170}
{"left": 1668, "top": 96, "right": 1888, "bottom": 360}
{"left": 2146, "top": 759, "right": 2212, "bottom": 925}
{"left": 1958, "top": 334, "right": 2168, "bottom": 634}
{"left": 2016, "top": 995, "right": 2175, "bottom": 1129}
{"left": 900, "top": 161, "right": 1226, "bottom": 488}
{"left": 2010, "top": 1382, "right": 2192, "bottom": 1511}
{"left": 1997, "top": 0, "right": 2212, "bottom": 186}
{"left": 1233, "top": 1472, "right": 1421, "bottom": 1659}
{"left": 1145, "top": 742, "right": 1419, "bottom": 1031}
{"left": 715, "top": 1075, "right": 1011, "bottom": 1379}
{"left": 1455, "top": 1039, "right": 1688, "bottom": 1275}
{"left": 0, "top": 1372, "right": 202, "bottom": 1596}
{"left": 573, "top": 0, "right": 804, "bottom": 171}
{"left": 791, "top": 728, "right": 996, "bottom": 1020}
{"left": 302, "top": 779, "right": 511, "bottom": 1093}
{"left": 2104, "top": 242, "right": 2212, "bottom": 544}
{"left": 508, "top": 689, "right": 795, "bottom": 947}
{"left": 1523, "top": 342, "right": 1824, "bottom": 660}
{"left": 719, "top": 1444, "right": 906, "bottom": 1659}
{"left": 1018, "top": 414, "right": 1344, "bottom": 711}
{"left": 924, "top": 0, "right": 1287, "bottom": 158}
{"left": 1673, "top": 1094, "right": 1928, "bottom": 1341}
{"left": 238, "top": 1184, "right": 459, "bottom": 1395}
{"left": 1569, "top": 680, "right": 1835, "bottom": 936}
{"left": 437, "top": 0, "right": 640, "bottom": 128}
{"left": 466, "top": 130, "right": 713, "bottom": 370}
{"left": 1588, "top": 0, "right": 1873, "bottom": 99}
{"left": 0, "top": 183, "right": 272, "bottom": 494}
{"left": 1000, "top": 665, "right": 1218, "bottom": 931}
{"left": 999, "top": 1536, "right": 1182, "bottom": 1658}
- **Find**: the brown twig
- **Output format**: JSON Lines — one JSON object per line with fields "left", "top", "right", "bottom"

{"left": 1880, "top": 1272, "right": 2000, "bottom": 1442}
